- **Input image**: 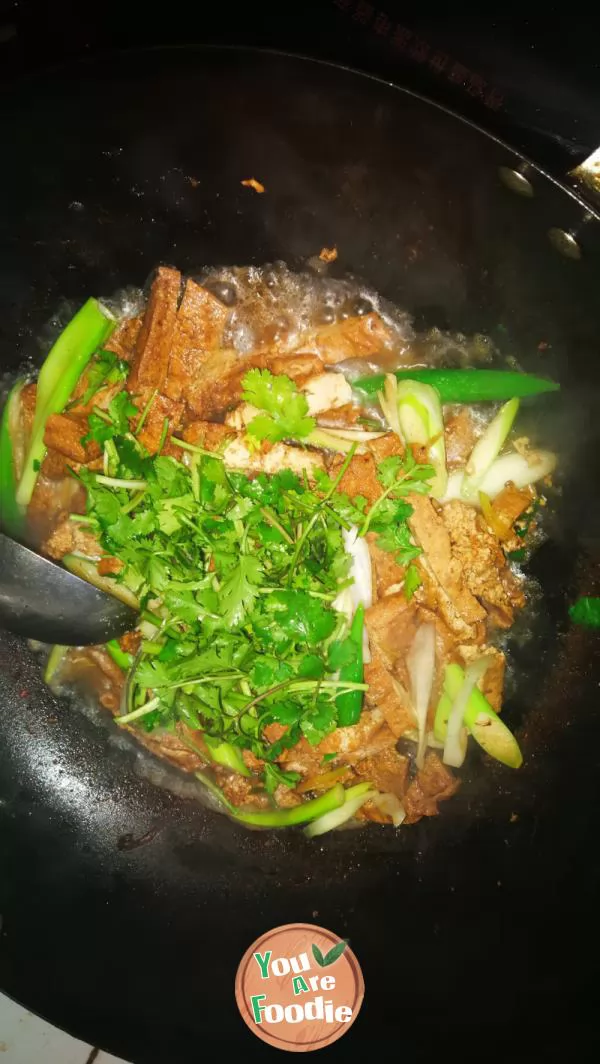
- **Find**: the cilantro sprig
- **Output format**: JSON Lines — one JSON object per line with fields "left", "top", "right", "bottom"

{"left": 242, "top": 368, "right": 316, "bottom": 443}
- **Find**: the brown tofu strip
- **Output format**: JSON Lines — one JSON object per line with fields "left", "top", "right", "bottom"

{"left": 128, "top": 267, "right": 181, "bottom": 392}
{"left": 43, "top": 413, "right": 100, "bottom": 464}
{"left": 164, "top": 279, "right": 228, "bottom": 401}
{"left": 403, "top": 751, "right": 458, "bottom": 824}
{"left": 364, "top": 648, "right": 415, "bottom": 738}
{"left": 408, "top": 494, "right": 486, "bottom": 626}
{"left": 103, "top": 315, "right": 143, "bottom": 362}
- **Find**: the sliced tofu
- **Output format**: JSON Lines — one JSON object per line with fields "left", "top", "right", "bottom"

{"left": 222, "top": 438, "right": 325, "bottom": 479}
{"left": 225, "top": 402, "right": 259, "bottom": 430}
{"left": 304, "top": 373, "right": 353, "bottom": 415}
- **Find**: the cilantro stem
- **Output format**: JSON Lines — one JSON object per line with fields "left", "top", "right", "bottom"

{"left": 170, "top": 437, "right": 225, "bottom": 459}
{"left": 259, "top": 506, "right": 294, "bottom": 544}
{"left": 135, "top": 388, "right": 158, "bottom": 435}
{"left": 256, "top": 587, "right": 336, "bottom": 601}
{"left": 287, "top": 444, "right": 357, "bottom": 584}
{"left": 95, "top": 475, "right": 147, "bottom": 490}
{"left": 158, "top": 672, "right": 244, "bottom": 692}
{"left": 359, "top": 469, "right": 416, "bottom": 537}
{"left": 116, "top": 696, "right": 160, "bottom": 725}
{"left": 91, "top": 406, "right": 113, "bottom": 424}
{"left": 157, "top": 417, "right": 170, "bottom": 454}
{"left": 290, "top": 680, "right": 367, "bottom": 692}
{"left": 104, "top": 438, "right": 119, "bottom": 477}
{"left": 122, "top": 490, "right": 147, "bottom": 514}
{"left": 69, "top": 514, "right": 95, "bottom": 525}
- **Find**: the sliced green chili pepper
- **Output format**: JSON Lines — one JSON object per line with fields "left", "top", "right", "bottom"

{"left": 15, "top": 299, "right": 115, "bottom": 510}
{"left": 196, "top": 771, "right": 345, "bottom": 827}
{"left": 336, "top": 603, "right": 365, "bottom": 727}
{"left": 105, "top": 639, "right": 134, "bottom": 671}
{"left": 0, "top": 378, "right": 26, "bottom": 535}
{"left": 353, "top": 368, "right": 559, "bottom": 403}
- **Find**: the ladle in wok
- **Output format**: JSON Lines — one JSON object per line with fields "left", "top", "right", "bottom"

{"left": 0, "top": 532, "right": 137, "bottom": 644}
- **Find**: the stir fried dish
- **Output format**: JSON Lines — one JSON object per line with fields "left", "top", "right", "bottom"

{"left": 0, "top": 264, "right": 559, "bottom": 834}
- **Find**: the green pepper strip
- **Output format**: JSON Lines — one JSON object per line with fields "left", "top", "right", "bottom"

{"left": 353, "top": 368, "right": 559, "bottom": 403}
{"left": 336, "top": 604, "right": 365, "bottom": 727}
{"left": 105, "top": 640, "right": 134, "bottom": 671}
{"left": 15, "top": 299, "right": 115, "bottom": 510}
{"left": 196, "top": 771, "right": 345, "bottom": 827}
{"left": 0, "top": 378, "right": 25, "bottom": 535}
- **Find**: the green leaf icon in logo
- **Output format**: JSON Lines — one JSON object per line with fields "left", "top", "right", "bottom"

{"left": 312, "top": 940, "right": 348, "bottom": 967}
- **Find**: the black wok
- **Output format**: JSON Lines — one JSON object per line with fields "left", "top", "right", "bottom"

{"left": 1, "top": 48, "right": 600, "bottom": 1061}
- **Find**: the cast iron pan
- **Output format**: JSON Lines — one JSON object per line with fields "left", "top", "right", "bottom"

{"left": 1, "top": 48, "right": 600, "bottom": 1061}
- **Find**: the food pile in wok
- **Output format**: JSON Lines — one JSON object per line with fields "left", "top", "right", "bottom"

{"left": 0, "top": 263, "right": 558, "bottom": 834}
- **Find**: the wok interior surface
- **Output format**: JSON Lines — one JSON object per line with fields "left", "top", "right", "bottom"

{"left": 1, "top": 48, "right": 600, "bottom": 1060}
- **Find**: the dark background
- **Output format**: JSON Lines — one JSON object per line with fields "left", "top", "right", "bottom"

{"left": 1, "top": 2, "right": 599, "bottom": 175}
{"left": 1, "top": 7, "right": 600, "bottom": 1061}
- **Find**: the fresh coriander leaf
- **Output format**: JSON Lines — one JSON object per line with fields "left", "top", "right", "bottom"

{"left": 220, "top": 554, "right": 263, "bottom": 626}
{"left": 301, "top": 701, "right": 336, "bottom": 746}
{"left": 82, "top": 412, "right": 115, "bottom": 446}
{"left": 162, "top": 589, "right": 203, "bottom": 625}
{"left": 263, "top": 762, "right": 301, "bottom": 795}
{"left": 242, "top": 368, "right": 316, "bottom": 442}
{"left": 129, "top": 510, "right": 156, "bottom": 537}
{"left": 104, "top": 512, "right": 135, "bottom": 548}
{"left": 153, "top": 456, "right": 189, "bottom": 497}
{"left": 322, "top": 752, "right": 337, "bottom": 763}
{"left": 263, "top": 702, "right": 299, "bottom": 726}
{"left": 268, "top": 590, "right": 337, "bottom": 646}
{"left": 81, "top": 350, "right": 128, "bottom": 405}
{"left": 134, "top": 658, "right": 172, "bottom": 689}
{"left": 93, "top": 488, "right": 122, "bottom": 527}
{"left": 377, "top": 455, "right": 404, "bottom": 489}
{"left": 108, "top": 391, "right": 138, "bottom": 433}
{"left": 404, "top": 562, "right": 422, "bottom": 600}
{"left": 250, "top": 657, "right": 294, "bottom": 688}
{"left": 115, "top": 436, "right": 152, "bottom": 478}
{"left": 298, "top": 654, "right": 326, "bottom": 679}
{"left": 569, "top": 596, "right": 600, "bottom": 629}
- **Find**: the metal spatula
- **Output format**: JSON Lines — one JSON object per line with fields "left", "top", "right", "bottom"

{"left": 0, "top": 532, "right": 137, "bottom": 644}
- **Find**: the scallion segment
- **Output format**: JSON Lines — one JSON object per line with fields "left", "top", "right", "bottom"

{"left": 204, "top": 735, "right": 250, "bottom": 777}
{"left": 304, "top": 782, "right": 375, "bottom": 837}
{"left": 435, "top": 662, "right": 523, "bottom": 769}
{"left": 394, "top": 379, "right": 447, "bottom": 498}
{"left": 461, "top": 398, "right": 519, "bottom": 500}
{"left": 0, "top": 378, "right": 26, "bottom": 535}
{"left": 196, "top": 774, "right": 347, "bottom": 827}
{"left": 15, "top": 299, "right": 115, "bottom": 510}
{"left": 62, "top": 555, "right": 140, "bottom": 610}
